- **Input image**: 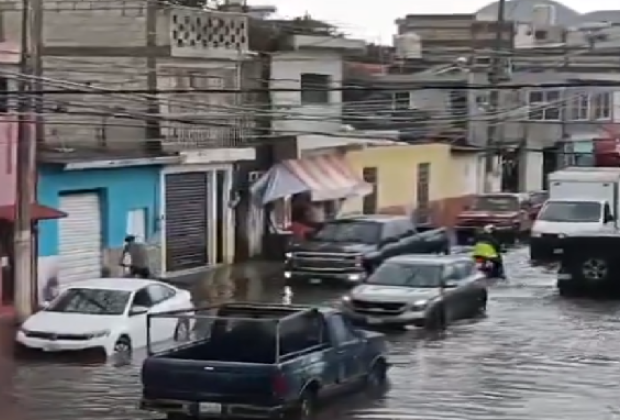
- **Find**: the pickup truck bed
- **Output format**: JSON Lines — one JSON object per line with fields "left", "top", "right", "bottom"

{"left": 140, "top": 303, "right": 388, "bottom": 419}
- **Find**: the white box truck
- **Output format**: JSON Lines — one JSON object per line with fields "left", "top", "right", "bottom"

{"left": 530, "top": 167, "right": 620, "bottom": 263}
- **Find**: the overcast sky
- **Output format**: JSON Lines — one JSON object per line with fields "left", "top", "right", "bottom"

{"left": 247, "top": 0, "right": 620, "bottom": 42}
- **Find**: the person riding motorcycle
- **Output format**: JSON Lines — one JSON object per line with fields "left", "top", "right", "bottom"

{"left": 472, "top": 224, "right": 506, "bottom": 279}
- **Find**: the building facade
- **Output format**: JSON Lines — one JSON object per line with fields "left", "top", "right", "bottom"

{"left": 0, "top": 1, "right": 256, "bottom": 291}
{"left": 342, "top": 143, "right": 484, "bottom": 226}
{"left": 37, "top": 164, "right": 162, "bottom": 298}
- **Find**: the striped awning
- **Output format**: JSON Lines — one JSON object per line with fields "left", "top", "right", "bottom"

{"left": 251, "top": 154, "right": 373, "bottom": 205}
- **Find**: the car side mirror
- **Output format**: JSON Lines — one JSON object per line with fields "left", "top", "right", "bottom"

{"left": 129, "top": 305, "right": 149, "bottom": 316}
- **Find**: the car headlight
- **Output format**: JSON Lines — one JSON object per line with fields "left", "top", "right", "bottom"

{"left": 557, "top": 233, "right": 566, "bottom": 238}
{"left": 285, "top": 252, "right": 292, "bottom": 258}
{"left": 410, "top": 300, "right": 428, "bottom": 310}
{"left": 341, "top": 295, "right": 351, "bottom": 303}
{"left": 89, "top": 330, "right": 110, "bottom": 338}
{"left": 531, "top": 231, "right": 541, "bottom": 237}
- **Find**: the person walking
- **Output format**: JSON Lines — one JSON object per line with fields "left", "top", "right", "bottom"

{"left": 120, "top": 235, "right": 151, "bottom": 278}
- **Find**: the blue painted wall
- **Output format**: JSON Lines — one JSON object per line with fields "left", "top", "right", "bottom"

{"left": 38, "top": 165, "right": 161, "bottom": 257}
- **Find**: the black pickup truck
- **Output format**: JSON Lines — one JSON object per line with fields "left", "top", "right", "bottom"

{"left": 140, "top": 303, "right": 388, "bottom": 420}
{"left": 284, "top": 215, "right": 450, "bottom": 285}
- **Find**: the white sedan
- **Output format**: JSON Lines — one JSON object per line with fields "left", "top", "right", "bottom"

{"left": 16, "top": 278, "right": 194, "bottom": 357}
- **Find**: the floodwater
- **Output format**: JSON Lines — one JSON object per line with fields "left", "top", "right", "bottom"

{"left": 8, "top": 248, "right": 620, "bottom": 420}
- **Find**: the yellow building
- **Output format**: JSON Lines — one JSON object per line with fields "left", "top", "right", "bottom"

{"left": 342, "top": 143, "right": 484, "bottom": 226}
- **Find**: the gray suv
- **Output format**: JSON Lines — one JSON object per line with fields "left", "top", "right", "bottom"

{"left": 340, "top": 254, "right": 488, "bottom": 329}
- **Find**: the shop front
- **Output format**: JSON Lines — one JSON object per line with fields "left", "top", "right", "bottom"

{"left": 250, "top": 152, "right": 373, "bottom": 259}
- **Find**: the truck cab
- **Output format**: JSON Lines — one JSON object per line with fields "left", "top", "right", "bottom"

{"left": 530, "top": 168, "right": 620, "bottom": 264}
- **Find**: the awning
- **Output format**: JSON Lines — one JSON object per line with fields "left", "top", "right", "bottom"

{"left": 251, "top": 154, "right": 373, "bottom": 205}
{"left": 0, "top": 203, "right": 67, "bottom": 221}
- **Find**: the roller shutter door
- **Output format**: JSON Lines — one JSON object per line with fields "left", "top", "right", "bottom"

{"left": 58, "top": 193, "right": 103, "bottom": 284}
{"left": 165, "top": 172, "right": 208, "bottom": 272}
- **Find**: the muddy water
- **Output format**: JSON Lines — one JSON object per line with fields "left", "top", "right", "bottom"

{"left": 10, "top": 248, "right": 620, "bottom": 420}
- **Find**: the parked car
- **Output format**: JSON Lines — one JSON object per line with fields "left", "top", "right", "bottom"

{"left": 16, "top": 278, "right": 193, "bottom": 357}
{"left": 454, "top": 193, "right": 535, "bottom": 245}
{"left": 527, "top": 190, "right": 548, "bottom": 218}
{"left": 140, "top": 303, "right": 389, "bottom": 420}
{"left": 556, "top": 232, "right": 620, "bottom": 297}
{"left": 285, "top": 215, "right": 450, "bottom": 285}
{"left": 340, "top": 254, "right": 488, "bottom": 329}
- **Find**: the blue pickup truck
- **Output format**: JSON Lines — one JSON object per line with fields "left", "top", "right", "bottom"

{"left": 140, "top": 303, "right": 389, "bottom": 420}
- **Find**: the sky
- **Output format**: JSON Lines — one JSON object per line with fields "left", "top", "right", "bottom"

{"left": 247, "top": 0, "right": 620, "bottom": 43}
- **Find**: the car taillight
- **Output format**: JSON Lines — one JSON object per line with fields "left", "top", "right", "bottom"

{"left": 272, "top": 372, "right": 288, "bottom": 397}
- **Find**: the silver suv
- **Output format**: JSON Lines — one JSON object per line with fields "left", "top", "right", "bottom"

{"left": 340, "top": 254, "right": 488, "bottom": 329}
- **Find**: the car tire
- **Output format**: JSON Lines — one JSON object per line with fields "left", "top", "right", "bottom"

{"left": 366, "top": 359, "right": 388, "bottom": 388}
{"left": 174, "top": 319, "right": 191, "bottom": 341}
{"left": 475, "top": 291, "right": 488, "bottom": 316}
{"left": 287, "top": 389, "right": 317, "bottom": 420}
{"left": 113, "top": 336, "right": 132, "bottom": 354}
{"left": 425, "top": 305, "right": 447, "bottom": 331}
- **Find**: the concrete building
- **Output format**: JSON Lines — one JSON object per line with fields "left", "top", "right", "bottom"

{"left": 0, "top": 0, "right": 256, "bottom": 289}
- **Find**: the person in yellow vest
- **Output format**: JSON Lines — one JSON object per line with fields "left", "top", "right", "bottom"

{"left": 472, "top": 225, "right": 506, "bottom": 279}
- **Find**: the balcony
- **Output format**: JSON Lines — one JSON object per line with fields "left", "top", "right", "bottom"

{"left": 165, "top": 8, "right": 249, "bottom": 60}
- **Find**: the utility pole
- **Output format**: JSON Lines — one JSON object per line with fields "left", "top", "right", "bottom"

{"left": 145, "top": 0, "right": 161, "bottom": 154}
{"left": 14, "top": 0, "right": 40, "bottom": 321}
{"left": 484, "top": 0, "right": 507, "bottom": 192}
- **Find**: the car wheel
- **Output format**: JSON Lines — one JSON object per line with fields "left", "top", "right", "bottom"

{"left": 476, "top": 291, "right": 488, "bottom": 315}
{"left": 366, "top": 359, "right": 388, "bottom": 388}
{"left": 287, "top": 389, "right": 317, "bottom": 420}
{"left": 114, "top": 336, "right": 132, "bottom": 354}
{"left": 425, "top": 305, "right": 447, "bottom": 331}
{"left": 174, "top": 319, "right": 191, "bottom": 341}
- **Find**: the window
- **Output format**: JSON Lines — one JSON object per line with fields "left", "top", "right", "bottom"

{"left": 329, "top": 314, "right": 357, "bottom": 345}
{"left": 591, "top": 92, "right": 611, "bottom": 120}
{"left": 367, "top": 263, "right": 444, "bottom": 287}
{"left": 538, "top": 200, "right": 602, "bottom": 223}
{"left": 454, "top": 261, "right": 476, "bottom": 278}
{"left": 313, "top": 220, "right": 381, "bottom": 244}
{"left": 416, "top": 163, "right": 430, "bottom": 223}
{"left": 46, "top": 288, "right": 132, "bottom": 315}
{"left": 568, "top": 94, "right": 589, "bottom": 121}
{"left": 132, "top": 288, "right": 155, "bottom": 308}
{"left": 382, "top": 219, "right": 414, "bottom": 241}
{"left": 528, "top": 89, "right": 561, "bottom": 121}
{"left": 604, "top": 203, "right": 613, "bottom": 222}
{"left": 534, "top": 30, "right": 548, "bottom": 40}
{"left": 393, "top": 91, "right": 411, "bottom": 110}
{"left": 147, "top": 284, "right": 176, "bottom": 304}
{"left": 300, "top": 73, "right": 330, "bottom": 104}
{"left": 0, "top": 77, "right": 8, "bottom": 113}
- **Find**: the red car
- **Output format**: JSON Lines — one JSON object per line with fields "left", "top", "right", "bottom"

{"left": 455, "top": 192, "right": 542, "bottom": 245}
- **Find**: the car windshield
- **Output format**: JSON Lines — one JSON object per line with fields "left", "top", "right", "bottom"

{"left": 312, "top": 221, "right": 381, "bottom": 244}
{"left": 471, "top": 195, "right": 519, "bottom": 212}
{"left": 46, "top": 288, "right": 131, "bottom": 315}
{"left": 367, "top": 262, "right": 444, "bottom": 288}
{"left": 538, "top": 201, "right": 602, "bottom": 223}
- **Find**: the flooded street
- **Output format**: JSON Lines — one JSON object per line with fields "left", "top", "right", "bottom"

{"left": 11, "top": 248, "right": 620, "bottom": 420}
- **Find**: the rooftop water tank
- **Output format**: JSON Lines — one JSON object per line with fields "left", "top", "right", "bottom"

{"left": 393, "top": 32, "right": 422, "bottom": 59}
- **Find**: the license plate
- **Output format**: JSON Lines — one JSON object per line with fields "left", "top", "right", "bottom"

{"left": 309, "top": 278, "right": 322, "bottom": 284}
{"left": 366, "top": 317, "right": 383, "bottom": 325}
{"left": 42, "top": 342, "right": 60, "bottom": 351}
{"left": 199, "top": 403, "right": 222, "bottom": 413}
{"left": 553, "top": 248, "right": 563, "bottom": 254}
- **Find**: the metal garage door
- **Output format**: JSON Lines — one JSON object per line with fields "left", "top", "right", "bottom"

{"left": 165, "top": 172, "right": 208, "bottom": 272}
{"left": 58, "top": 193, "right": 103, "bottom": 284}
